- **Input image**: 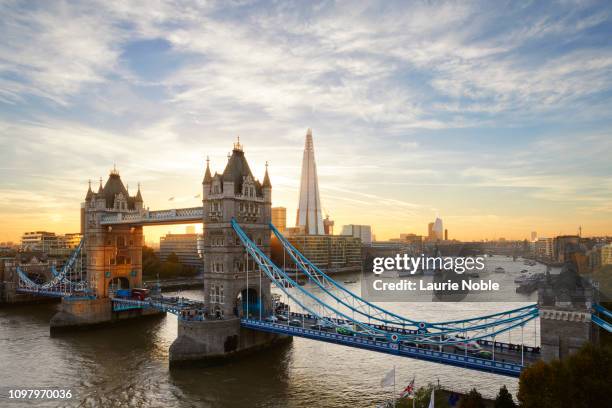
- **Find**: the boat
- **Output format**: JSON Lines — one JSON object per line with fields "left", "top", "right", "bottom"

{"left": 494, "top": 267, "right": 505, "bottom": 273}
{"left": 516, "top": 280, "right": 538, "bottom": 293}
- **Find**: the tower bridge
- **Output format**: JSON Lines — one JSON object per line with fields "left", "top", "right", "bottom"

{"left": 3, "top": 136, "right": 610, "bottom": 376}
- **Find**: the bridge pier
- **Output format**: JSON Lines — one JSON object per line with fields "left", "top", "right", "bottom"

{"left": 169, "top": 318, "right": 290, "bottom": 367}
{"left": 50, "top": 297, "right": 164, "bottom": 333}
{"left": 539, "top": 308, "right": 597, "bottom": 362}
{"left": 538, "top": 260, "right": 599, "bottom": 362}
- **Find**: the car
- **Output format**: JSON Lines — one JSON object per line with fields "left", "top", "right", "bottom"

{"left": 310, "top": 324, "right": 326, "bottom": 330}
{"left": 335, "top": 324, "right": 354, "bottom": 336}
{"left": 369, "top": 335, "right": 388, "bottom": 342}
{"left": 276, "top": 314, "right": 289, "bottom": 321}
{"left": 288, "top": 319, "right": 302, "bottom": 327}
{"left": 316, "top": 319, "right": 335, "bottom": 329}
{"left": 264, "top": 315, "right": 278, "bottom": 323}
{"left": 474, "top": 350, "right": 493, "bottom": 359}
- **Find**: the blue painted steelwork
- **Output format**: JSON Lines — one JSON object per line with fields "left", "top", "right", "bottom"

{"left": 15, "top": 288, "right": 67, "bottom": 297}
{"left": 241, "top": 319, "right": 524, "bottom": 377}
{"left": 592, "top": 314, "right": 612, "bottom": 333}
{"left": 593, "top": 304, "right": 612, "bottom": 320}
{"left": 16, "top": 239, "right": 89, "bottom": 295}
{"left": 233, "top": 218, "right": 538, "bottom": 346}
{"left": 270, "top": 222, "right": 538, "bottom": 334}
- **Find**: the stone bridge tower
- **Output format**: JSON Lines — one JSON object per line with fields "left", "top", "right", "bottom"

{"left": 82, "top": 167, "right": 144, "bottom": 297}
{"left": 538, "top": 260, "right": 598, "bottom": 362}
{"left": 169, "top": 139, "right": 288, "bottom": 366}
{"left": 201, "top": 139, "right": 272, "bottom": 319}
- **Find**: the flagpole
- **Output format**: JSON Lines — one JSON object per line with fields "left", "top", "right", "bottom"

{"left": 393, "top": 365, "right": 396, "bottom": 407}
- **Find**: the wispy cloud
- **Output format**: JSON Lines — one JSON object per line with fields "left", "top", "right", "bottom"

{"left": 0, "top": 0, "right": 611, "bottom": 241}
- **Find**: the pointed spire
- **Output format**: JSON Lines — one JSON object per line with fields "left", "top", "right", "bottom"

{"left": 233, "top": 136, "right": 243, "bottom": 151}
{"left": 203, "top": 156, "right": 212, "bottom": 184}
{"left": 98, "top": 177, "right": 104, "bottom": 194}
{"left": 85, "top": 179, "right": 93, "bottom": 201}
{"left": 135, "top": 182, "right": 143, "bottom": 202}
{"left": 262, "top": 161, "right": 271, "bottom": 188}
{"left": 110, "top": 162, "right": 119, "bottom": 176}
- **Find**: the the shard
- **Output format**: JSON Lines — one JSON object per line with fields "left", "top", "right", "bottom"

{"left": 296, "top": 129, "right": 324, "bottom": 234}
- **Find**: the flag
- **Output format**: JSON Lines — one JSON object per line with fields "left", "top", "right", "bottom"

{"left": 428, "top": 388, "right": 435, "bottom": 408}
{"left": 380, "top": 367, "right": 395, "bottom": 387}
{"left": 400, "top": 378, "right": 415, "bottom": 398}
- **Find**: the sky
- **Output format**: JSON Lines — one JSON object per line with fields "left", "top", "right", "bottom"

{"left": 0, "top": 0, "right": 611, "bottom": 243}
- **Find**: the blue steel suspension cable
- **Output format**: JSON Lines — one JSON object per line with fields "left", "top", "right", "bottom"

{"left": 270, "top": 222, "right": 538, "bottom": 330}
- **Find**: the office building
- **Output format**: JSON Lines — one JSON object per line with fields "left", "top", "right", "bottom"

{"left": 271, "top": 207, "right": 287, "bottom": 232}
{"left": 553, "top": 235, "right": 581, "bottom": 263}
{"left": 341, "top": 224, "right": 372, "bottom": 245}
{"left": 535, "top": 237, "right": 553, "bottom": 260}
{"left": 433, "top": 217, "right": 444, "bottom": 241}
{"left": 275, "top": 231, "right": 362, "bottom": 273}
{"left": 602, "top": 244, "right": 612, "bottom": 266}
{"left": 20, "top": 231, "right": 58, "bottom": 252}
{"left": 160, "top": 233, "right": 202, "bottom": 270}
{"left": 296, "top": 129, "right": 324, "bottom": 235}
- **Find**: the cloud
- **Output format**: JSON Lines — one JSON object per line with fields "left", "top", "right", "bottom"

{"left": 0, "top": 0, "right": 611, "bottom": 240}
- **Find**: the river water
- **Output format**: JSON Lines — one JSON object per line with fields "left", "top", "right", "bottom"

{"left": 0, "top": 256, "right": 546, "bottom": 407}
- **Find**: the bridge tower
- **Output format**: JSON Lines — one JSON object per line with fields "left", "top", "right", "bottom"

{"left": 170, "top": 139, "right": 287, "bottom": 366}
{"left": 50, "top": 168, "right": 153, "bottom": 332}
{"left": 82, "top": 168, "right": 144, "bottom": 297}
{"left": 538, "top": 261, "right": 598, "bottom": 362}
{"left": 201, "top": 139, "right": 272, "bottom": 319}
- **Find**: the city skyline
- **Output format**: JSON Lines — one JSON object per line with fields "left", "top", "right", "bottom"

{"left": 1, "top": 1, "right": 612, "bottom": 243}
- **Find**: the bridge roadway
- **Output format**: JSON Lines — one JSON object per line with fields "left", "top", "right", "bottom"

{"left": 111, "top": 297, "right": 535, "bottom": 377}
{"left": 241, "top": 317, "right": 531, "bottom": 377}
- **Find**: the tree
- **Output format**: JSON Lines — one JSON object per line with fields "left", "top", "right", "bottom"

{"left": 459, "top": 388, "right": 485, "bottom": 408}
{"left": 166, "top": 251, "right": 180, "bottom": 264}
{"left": 494, "top": 385, "right": 516, "bottom": 408}
{"left": 142, "top": 245, "right": 161, "bottom": 280}
{"left": 518, "top": 343, "right": 612, "bottom": 408}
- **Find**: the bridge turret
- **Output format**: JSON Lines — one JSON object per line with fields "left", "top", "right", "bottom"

{"left": 134, "top": 183, "right": 143, "bottom": 211}
{"left": 85, "top": 180, "right": 94, "bottom": 202}
{"left": 262, "top": 161, "right": 271, "bottom": 204}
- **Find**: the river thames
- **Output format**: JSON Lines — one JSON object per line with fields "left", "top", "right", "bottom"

{"left": 0, "top": 256, "right": 545, "bottom": 407}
